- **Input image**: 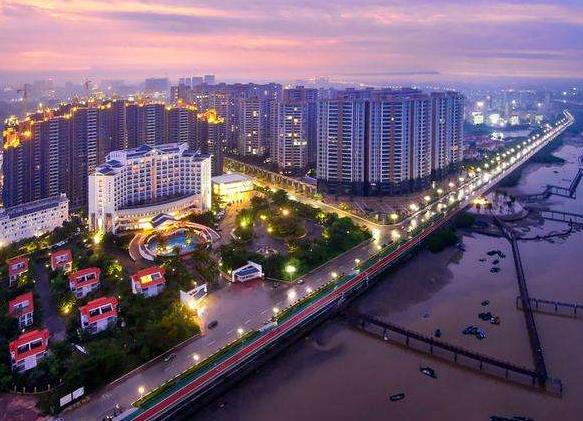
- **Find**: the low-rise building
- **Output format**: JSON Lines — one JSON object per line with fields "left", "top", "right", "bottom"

{"left": 79, "top": 297, "right": 118, "bottom": 334}
{"left": 50, "top": 249, "right": 73, "bottom": 272}
{"left": 130, "top": 266, "right": 166, "bottom": 297}
{"left": 180, "top": 283, "right": 208, "bottom": 312}
{"left": 8, "top": 292, "right": 34, "bottom": 328}
{"left": 6, "top": 255, "right": 29, "bottom": 286}
{"left": 9, "top": 329, "right": 49, "bottom": 373}
{"left": 0, "top": 194, "right": 69, "bottom": 247}
{"left": 211, "top": 173, "right": 254, "bottom": 205}
{"left": 69, "top": 267, "right": 101, "bottom": 298}
{"left": 232, "top": 261, "right": 263, "bottom": 283}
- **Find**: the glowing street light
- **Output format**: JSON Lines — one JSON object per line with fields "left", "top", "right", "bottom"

{"left": 281, "top": 208, "right": 290, "bottom": 216}
{"left": 237, "top": 327, "right": 245, "bottom": 337}
{"left": 285, "top": 264, "right": 297, "bottom": 281}
{"left": 306, "top": 287, "right": 313, "bottom": 294}
{"left": 138, "top": 386, "right": 145, "bottom": 398}
{"left": 331, "top": 272, "right": 338, "bottom": 279}
{"left": 272, "top": 307, "right": 280, "bottom": 314}
{"left": 193, "top": 354, "right": 200, "bottom": 362}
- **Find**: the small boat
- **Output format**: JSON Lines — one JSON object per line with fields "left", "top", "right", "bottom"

{"left": 420, "top": 366, "right": 437, "bottom": 379}
{"left": 434, "top": 329, "right": 442, "bottom": 338}
{"left": 481, "top": 300, "right": 490, "bottom": 306}
{"left": 389, "top": 393, "right": 406, "bottom": 402}
{"left": 490, "top": 316, "right": 501, "bottom": 325}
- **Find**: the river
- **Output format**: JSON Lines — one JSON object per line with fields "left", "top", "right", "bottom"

{"left": 193, "top": 121, "right": 583, "bottom": 421}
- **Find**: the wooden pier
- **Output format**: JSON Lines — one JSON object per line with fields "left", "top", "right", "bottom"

{"left": 345, "top": 312, "right": 563, "bottom": 396}
{"left": 497, "top": 220, "right": 549, "bottom": 384}
{"left": 517, "top": 296, "right": 583, "bottom": 319}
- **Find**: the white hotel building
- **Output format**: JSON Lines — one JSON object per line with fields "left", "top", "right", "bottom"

{"left": 0, "top": 194, "right": 69, "bottom": 247}
{"left": 88, "top": 143, "right": 211, "bottom": 233}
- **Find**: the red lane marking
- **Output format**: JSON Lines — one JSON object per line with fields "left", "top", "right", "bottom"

{"left": 132, "top": 216, "right": 451, "bottom": 420}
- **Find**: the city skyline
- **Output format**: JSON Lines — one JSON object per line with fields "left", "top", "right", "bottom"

{"left": 1, "top": 0, "right": 583, "bottom": 84}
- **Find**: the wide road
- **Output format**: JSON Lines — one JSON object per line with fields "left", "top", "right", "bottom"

{"left": 65, "top": 111, "right": 574, "bottom": 421}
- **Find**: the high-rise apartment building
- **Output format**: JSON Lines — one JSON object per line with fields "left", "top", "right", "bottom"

{"left": 430, "top": 91, "right": 464, "bottom": 176}
{"left": 167, "top": 105, "right": 198, "bottom": 148}
{"left": 239, "top": 96, "right": 263, "bottom": 156}
{"left": 197, "top": 109, "right": 226, "bottom": 175}
{"left": 274, "top": 86, "right": 318, "bottom": 172}
{"left": 143, "top": 103, "right": 167, "bottom": 146}
{"left": 317, "top": 89, "right": 463, "bottom": 196}
{"left": 203, "top": 75, "right": 216, "bottom": 85}
{"left": 170, "top": 84, "right": 192, "bottom": 104}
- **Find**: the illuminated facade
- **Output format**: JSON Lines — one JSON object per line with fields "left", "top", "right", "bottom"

{"left": 275, "top": 86, "right": 318, "bottom": 171}
{"left": 0, "top": 194, "right": 69, "bottom": 247}
{"left": 88, "top": 142, "right": 212, "bottom": 233}
{"left": 317, "top": 89, "right": 464, "bottom": 196}
{"left": 211, "top": 173, "right": 253, "bottom": 204}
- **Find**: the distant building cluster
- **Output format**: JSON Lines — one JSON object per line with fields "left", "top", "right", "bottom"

{"left": 1, "top": 77, "right": 470, "bottom": 246}
{"left": 317, "top": 88, "right": 464, "bottom": 195}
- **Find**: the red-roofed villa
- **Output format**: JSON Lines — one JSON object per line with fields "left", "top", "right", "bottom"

{"left": 68, "top": 267, "right": 101, "bottom": 298}
{"left": 8, "top": 292, "right": 34, "bottom": 328}
{"left": 79, "top": 297, "right": 118, "bottom": 334}
{"left": 6, "top": 255, "right": 29, "bottom": 286}
{"left": 9, "top": 329, "right": 49, "bottom": 372}
{"left": 50, "top": 249, "right": 73, "bottom": 272}
{"left": 130, "top": 266, "right": 166, "bottom": 298}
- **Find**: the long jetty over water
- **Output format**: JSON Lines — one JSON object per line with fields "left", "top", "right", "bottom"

{"left": 520, "top": 168, "right": 583, "bottom": 202}
{"left": 345, "top": 311, "right": 563, "bottom": 395}
{"left": 517, "top": 296, "right": 583, "bottom": 319}
{"left": 529, "top": 208, "right": 583, "bottom": 226}
{"left": 497, "top": 220, "right": 549, "bottom": 384}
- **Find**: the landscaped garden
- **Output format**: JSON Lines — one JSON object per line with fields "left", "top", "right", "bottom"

{"left": 0, "top": 216, "right": 203, "bottom": 415}
{"left": 220, "top": 188, "right": 371, "bottom": 280}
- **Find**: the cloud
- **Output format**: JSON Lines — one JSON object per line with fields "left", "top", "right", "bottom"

{"left": 0, "top": 0, "right": 582, "bottom": 82}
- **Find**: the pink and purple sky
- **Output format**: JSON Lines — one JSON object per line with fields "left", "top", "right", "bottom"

{"left": 1, "top": 0, "right": 582, "bottom": 83}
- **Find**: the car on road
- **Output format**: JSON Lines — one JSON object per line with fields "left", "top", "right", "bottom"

{"left": 207, "top": 320, "right": 219, "bottom": 329}
{"left": 297, "top": 279, "right": 305, "bottom": 285}
{"left": 163, "top": 353, "right": 176, "bottom": 362}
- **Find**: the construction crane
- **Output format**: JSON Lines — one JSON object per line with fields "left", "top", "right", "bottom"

{"left": 16, "top": 84, "right": 29, "bottom": 116}
{"left": 83, "top": 79, "right": 93, "bottom": 100}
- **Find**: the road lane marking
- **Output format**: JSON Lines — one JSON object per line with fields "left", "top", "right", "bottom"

{"left": 260, "top": 309, "right": 268, "bottom": 315}
{"left": 245, "top": 319, "right": 251, "bottom": 325}
{"left": 226, "top": 329, "right": 234, "bottom": 334}
{"left": 207, "top": 340, "right": 216, "bottom": 347}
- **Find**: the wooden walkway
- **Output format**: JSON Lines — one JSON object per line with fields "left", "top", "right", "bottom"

{"left": 517, "top": 296, "right": 583, "bottom": 319}
{"left": 345, "top": 311, "right": 563, "bottom": 396}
